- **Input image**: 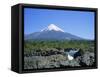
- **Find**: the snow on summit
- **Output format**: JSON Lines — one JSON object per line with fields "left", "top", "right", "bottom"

{"left": 41, "top": 24, "right": 64, "bottom": 32}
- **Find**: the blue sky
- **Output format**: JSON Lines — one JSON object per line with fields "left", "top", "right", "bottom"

{"left": 24, "top": 8, "right": 95, "bottom": 39}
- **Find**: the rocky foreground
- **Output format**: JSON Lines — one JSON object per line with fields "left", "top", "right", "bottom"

{"left": 24, "top": 48, "right": 95, "bottom": 69}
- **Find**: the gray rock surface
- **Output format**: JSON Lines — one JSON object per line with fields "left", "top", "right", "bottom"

{"left": 81, "top": 52, "right": 94, "bottom": 66}
{"left": 24, "top": 49, "right": 95, "bottom": 69}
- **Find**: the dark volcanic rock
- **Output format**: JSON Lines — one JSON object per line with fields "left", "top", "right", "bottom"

{"left": 74, "top": 49, "right": 82, "bottom": 58}
{"left": 81, "top": 52, "right": 94, "bottom": 66}
{"left": 24, "top": 47, "right": 95, "bottom": 69}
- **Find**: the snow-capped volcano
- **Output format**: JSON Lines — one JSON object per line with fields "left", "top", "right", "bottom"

{"left": 41, "top": 24, "right": 64, "bottom": 32}
{"left": 25, "top": 24, "right": 84, "bottom": 40}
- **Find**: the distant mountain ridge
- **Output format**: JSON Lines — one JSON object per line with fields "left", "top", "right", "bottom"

{"left": 25, "top": 24, "right": 84, "bottom": 40}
